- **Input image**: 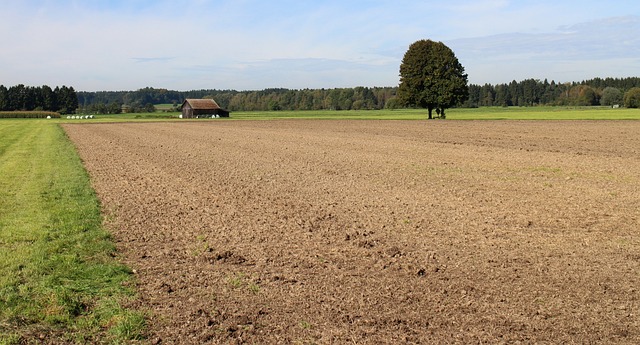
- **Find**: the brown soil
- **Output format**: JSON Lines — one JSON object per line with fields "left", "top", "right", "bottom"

{"left": 63, "top": 120, "right": 640, "bottom": 344}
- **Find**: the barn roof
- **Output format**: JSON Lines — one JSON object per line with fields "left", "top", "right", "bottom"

{"left": 183, "top": 99, "right": 221, "bottom": 110}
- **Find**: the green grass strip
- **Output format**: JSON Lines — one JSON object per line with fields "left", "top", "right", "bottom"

{"left": 63, "top": 106, "right": 640, "bottom": 122}
{"left": 0, "top": 120, "right": 144, "bottom": 344}
{"left": 446, "top": 106, "right": 640, "bottom": 120}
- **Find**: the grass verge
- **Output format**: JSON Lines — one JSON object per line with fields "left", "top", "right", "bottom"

{"left": 0, "top": 120, "right": 144, "bottom": 344}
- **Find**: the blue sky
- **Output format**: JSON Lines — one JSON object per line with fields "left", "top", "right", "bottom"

{"left": 1, "top": 0, "right": 639, "bottom": 91}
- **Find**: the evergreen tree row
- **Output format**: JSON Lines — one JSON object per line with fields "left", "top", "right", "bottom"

{"left": 0, "top": 84, "right": 78, "bottom": 114}
{"left": 466, "top": 77, "right": 640, "bottom": 107}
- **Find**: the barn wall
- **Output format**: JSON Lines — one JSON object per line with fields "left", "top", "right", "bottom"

{"left": 182, "top": 104, "right": 193, "bottom": 118}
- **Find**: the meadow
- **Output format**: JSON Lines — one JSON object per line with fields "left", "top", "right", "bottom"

{"left": 0, "top": 121, "right": 144, "bottom": 344}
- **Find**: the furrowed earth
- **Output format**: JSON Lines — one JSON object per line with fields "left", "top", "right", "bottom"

{"left": 63, "top": 120, "right": 640, "bottom": 344}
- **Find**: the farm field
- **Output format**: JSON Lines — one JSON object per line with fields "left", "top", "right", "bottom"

{"left": 62, "top": 120, "right": 640, "bottom": 344}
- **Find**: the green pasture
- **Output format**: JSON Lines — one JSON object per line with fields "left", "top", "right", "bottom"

{"left": 61, "top": 106, "right": 640, "bottom": 122}
{"left": 0, "top": 121, "right": 144, "bottom": 344}
{"left": 152, "top": 103, "right": 175, "bottom": 111}
{"left": 448, "top": 106, "right": 640, "bottom": 120}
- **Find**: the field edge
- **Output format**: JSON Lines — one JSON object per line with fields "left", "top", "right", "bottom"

{"left": 0, "top": 121, "right": 145, "bottom": 344}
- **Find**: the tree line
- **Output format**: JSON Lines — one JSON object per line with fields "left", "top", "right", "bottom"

{"left": 466, "top": 77, "right": 640, "bottom": 108}
{"left": 77, "top": 86, "right": 397, "bottom": 113}
{"left": 0, "top": 84, "right": 78, "bottom": 114}
{"left": 76, "top": 77, "right": 640, "bottom": 113}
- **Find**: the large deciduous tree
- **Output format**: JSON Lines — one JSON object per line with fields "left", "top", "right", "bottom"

{"left": 623, "top": 87, "right": 640, "bottom": 108}
{"left": 397, "top": 39, "right": 468, "bottom": 119}
{"left": 600, "top": 87, "right": 623, "bottom": 106}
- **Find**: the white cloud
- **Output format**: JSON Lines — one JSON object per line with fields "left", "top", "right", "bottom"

{"left": 449, "top": 15, "right": 640, "bottom": 84}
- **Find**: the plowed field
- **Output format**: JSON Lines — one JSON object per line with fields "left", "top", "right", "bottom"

{"left": 63, "top": 120, "right": 640, "bottom": 344}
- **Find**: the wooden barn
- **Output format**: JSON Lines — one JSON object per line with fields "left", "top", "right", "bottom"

{"left": 181, "top": 99, "right": 230, "bottom": 118}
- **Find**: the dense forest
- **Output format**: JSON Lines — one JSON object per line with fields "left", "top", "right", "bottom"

{"left": 466, "top": 77, "right": 640, "bottom": 108}
{"left": 0, "top": 84, "right": 78, "bottom": 114}
{"left": 76, "top": 77, "right": 640, "bottom": 113}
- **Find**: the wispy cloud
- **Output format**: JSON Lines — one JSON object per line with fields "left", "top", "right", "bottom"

{"left": 449, "top": 15, "right": 640, "bottom": 83}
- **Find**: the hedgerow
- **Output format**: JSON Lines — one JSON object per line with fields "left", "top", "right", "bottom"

{"left": 0, "top": 111, "right": 61, "bottom": 119}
